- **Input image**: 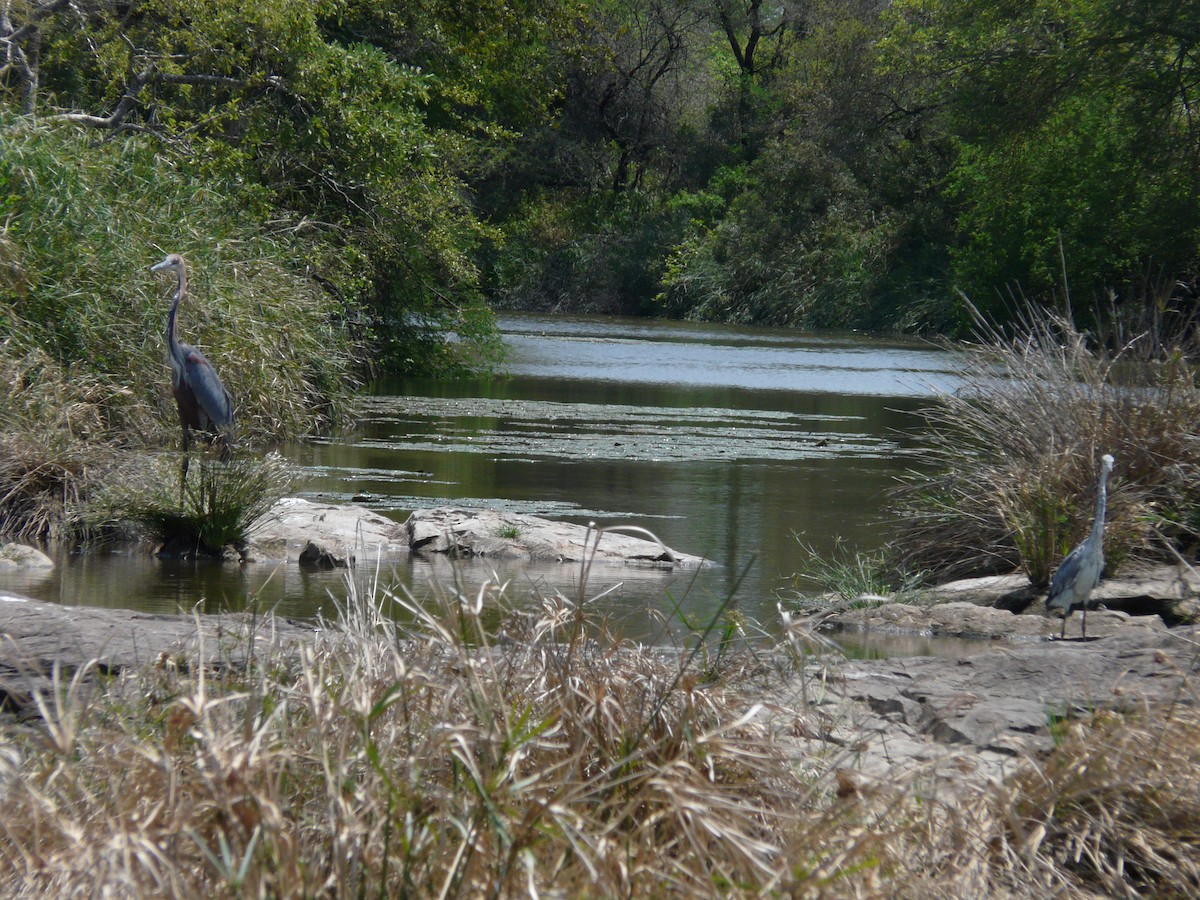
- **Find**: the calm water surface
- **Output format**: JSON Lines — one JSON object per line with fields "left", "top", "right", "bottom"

{"left": 8, "top": 315, "right": 962, "bottom": 640}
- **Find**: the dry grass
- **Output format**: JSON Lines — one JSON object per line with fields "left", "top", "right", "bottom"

{"left": 2, "top": 572, "right": 1200, "bottom": 897}
{"left": 894, "top": 304, "right": 1200, "bottom": 584}
{"left": 0, "top": 342, "right": 126, "bottom": 539}
{"left": 0, "top": 575, "right": 795, "bottom": 897}
{"left": 994, "top": 683, "right": 1200, "bottom": 899}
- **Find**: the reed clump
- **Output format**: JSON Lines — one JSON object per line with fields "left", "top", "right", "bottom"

{"left": 1, "top": 575, "right": 1199, "bottom": 896}
{"left": 0, "top": 117, "right": 354, "bottom": 447}
{"left": 0, "top": 343, "right": 122, "bottom": 539}
{"left": 83, "top": 454, "right": 296, "bottom": 555}
{"left": 0, "top": 116, "right": 356, "bottom": 540}
{"left": 894, "top": 304, "right": 1200, "bottom": 584}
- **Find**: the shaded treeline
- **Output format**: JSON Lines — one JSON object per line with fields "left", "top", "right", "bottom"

{"left": 2, "top": 0, "right": 1198, "bottom": 388}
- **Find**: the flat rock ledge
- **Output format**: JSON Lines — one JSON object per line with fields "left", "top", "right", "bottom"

{"left": 817, "top": 564, "right": 1200, "bottom": 640}
{"left": 244, "top": 500, "right": 710, "bottom": 570}
{"left": 405, "top": 507, "right": 711, "bottom": 568}
{"left": 1, "top": 599, "right": 1196, "bottom": 806}
{"left": 774, "top": 625, "right": 1200, "bottom": 798}
{"left": 0, "top": 598, "right": 314, "bottom": 713}
{"left": 830, "top": 601, "right": 1170, "bottom": 641}
{"left": 247, "top": 498, "right": 409, "bottom": 568}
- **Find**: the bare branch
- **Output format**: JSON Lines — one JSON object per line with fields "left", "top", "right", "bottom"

{"left": 44, "top": 64, "right": 153, "bottom": 130}
{"left": 1, "top": 0, "right": 73, "bottom": 114}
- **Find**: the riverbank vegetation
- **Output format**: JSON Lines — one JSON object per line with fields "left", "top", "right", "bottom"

{"left": 0, "top": 121, "right": 349, "bottom": 540}
{"left": 894, "top": 304, "right": 1200, "bottom": 586}
{"left": 1, "top": 577, "right": 1197, "bottom": 896}
{"left": 5, "top": 0, "right": 1197, "bottom": 340}
{"left": 2, "top": 1, "right": 1198, "bottom": 542}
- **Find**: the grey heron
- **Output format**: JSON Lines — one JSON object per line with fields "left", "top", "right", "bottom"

{"left": 1045, "top": 453, "right": 1115, "bottom": 639}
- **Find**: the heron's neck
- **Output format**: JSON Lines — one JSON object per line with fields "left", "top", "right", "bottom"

{"left": 1090, "top": 469, "right": 1109, "bottom": 541}
{"left": 166, "top": 268, "right": 186, "bottom": 364}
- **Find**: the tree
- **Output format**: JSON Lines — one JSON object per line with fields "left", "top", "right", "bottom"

{"left": 1, "top": 0, "right": 500, "bottom": 374}
{"left": 711, "top": 0, "right": 802, "bottom": 79}
{"left": 887, "top": 0, "right": 1200, "bottom": 317}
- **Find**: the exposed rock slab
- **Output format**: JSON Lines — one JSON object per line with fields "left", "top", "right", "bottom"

{"left": 245, "top": 501, "right": 710, "bottom": 571}
{"left": 919, "top": 573, "right": 1035, "bottom": 610}
{"left": 769, "top": 625, "right": 1200, "bottom": 800}
{"left": 834, "top": 626, "right": 1199, "bottom": 758}
{"left": 0, "top": 598, "right": 313, "bottom": 712}
{"left": 0, "top": 544, "right": 54, "bottom": 569}
{"left": 831, "top": 601, "right": 1168, "bottom": 640}
{"left": 406, "top": 507, "right": 711, "bottom": 569}
{"left": 247, "top": 498, "right": 408, "bottom": 567}
{"left": 922, "top": 565, "right": 1200, "bottom": 608}
{"left": 818, "top": 564, "right": 1200, "bottom": 637}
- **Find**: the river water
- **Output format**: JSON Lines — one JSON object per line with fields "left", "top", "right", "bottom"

{"left": 4, "top": 314, "right": 962, "bottom": 640}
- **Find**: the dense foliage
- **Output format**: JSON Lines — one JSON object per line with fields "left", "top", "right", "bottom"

{"left": 485, "top": 0, "right": 1200, "bottom": 332}
{"left": 3, "top": 0, "right": 1198, "bottom": 371}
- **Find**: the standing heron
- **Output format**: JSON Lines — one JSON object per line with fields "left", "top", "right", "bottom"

{"left": 1045, "top": 454, "right": 1115, "bottom": 639}
{"left": 151, "top": 253, "right": 234, "bottom": 490}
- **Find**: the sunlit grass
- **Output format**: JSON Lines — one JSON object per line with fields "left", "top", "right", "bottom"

{"left": 82, "top": 453, "right": 296, "bottom": 555}
{"left": 779, "top": 535, "right": 928, "bottom": 613}
{"left": 2, "top": 564, "right": 1198, "bottom": 896}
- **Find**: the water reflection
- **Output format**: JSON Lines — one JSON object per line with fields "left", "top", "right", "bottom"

{"left": 290, "top": 315, "right": 958, "bottom": 638}
{"left": 501, "top": 314, "right": 961, "bottom": 397}
{"left": 4, "top": 314, "right": 965, "bottom": 651}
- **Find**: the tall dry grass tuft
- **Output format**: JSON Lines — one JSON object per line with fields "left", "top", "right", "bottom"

{"left": 3, "top": 567, "right": 1200, "bottom": 896}
{"left": 894, "top": 303, "right": 1200, "bottom": 584}
{"left": 83, "top": 453, "right": 297, "bottom": 554}
{"left": 996, "top": 698, "right": 1200, "bottom": 896}
{"left": 0, "top": 571, "right": 799, "bottom": 897}
{"left": 0, "top": 343, "right": 125, "bottom": 538}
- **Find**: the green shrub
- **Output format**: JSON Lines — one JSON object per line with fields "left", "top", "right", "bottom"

{"left": 781, "top": 535, "right": 926, "bottom": 610}
{"left": 0, "top": 116, "right": 354, "bottom": 446}
{"left": 656, "top": 140, "right": 901, "bottom": 328}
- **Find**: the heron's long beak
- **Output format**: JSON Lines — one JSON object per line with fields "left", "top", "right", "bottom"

{"left": 150, "top": 257, "right": 170, "bottom": 272}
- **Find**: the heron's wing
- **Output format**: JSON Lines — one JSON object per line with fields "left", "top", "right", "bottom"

{"left": 181, "top": 346, "right": 234, "bottom": 432}
{"left": 1046, "top": 541, "right": 1087, "bottom": 599}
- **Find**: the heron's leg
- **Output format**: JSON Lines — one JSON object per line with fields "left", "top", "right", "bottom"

{"left": 1060, "top": 610, "right": 1067, "bottom": 640}
{"left": 1081, "top": 604, "right": 1088, "bottom": 640}
{"left": 179, "top": 424, "right": 191, "bottom": 500}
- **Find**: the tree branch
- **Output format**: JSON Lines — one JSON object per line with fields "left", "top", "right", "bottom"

{"left": 44, "top": 64, "right": 153, "bottom": 130}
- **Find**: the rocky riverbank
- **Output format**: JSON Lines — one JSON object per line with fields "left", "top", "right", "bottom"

{"left": 816, "top": 564, "right": 1200, "bottom": 640}
{"left": 772, "top": 624, "right": 1200, "bottom": 797}
{"left": 1, "top": 594, "right": 1196, "bottom": 806}
{"left": 4, "top": 500, "right": 1199, "bottom": 802}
